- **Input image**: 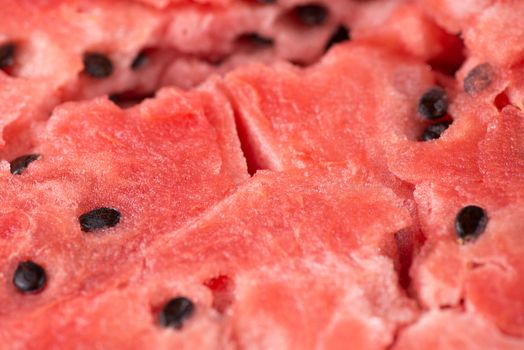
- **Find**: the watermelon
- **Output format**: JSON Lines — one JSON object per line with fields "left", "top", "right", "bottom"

{"left": 1, "top": 0, "right": 524, "bottom": 349}
{"left": 0, "top": 82, "right": 247, "bottom": 317}
{"left": 394, "top": 310, "right": 524, "bottom": 350}
{"left": 1, "top": 166, "right": 417, "bottom": 349}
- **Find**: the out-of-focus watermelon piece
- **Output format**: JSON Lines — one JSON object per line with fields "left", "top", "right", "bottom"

{"left": 411, "top": 199, "right": 524, "bottom": 336}
{"left": 0, "top": 73, "right": 59, "bottom": 160}
{"left": 0, "top": 165, "right": 416, "bottom": 349}
{"left": 408, "top": 106, "right": 523, "bottom": 334}
{"left": 394, "top": 310, "right": 524, "bottom": 350}
{"left": 146, "top": 165, "right": 413, "bottom": 271}
{"left": 0, "top": 83, "right": 247, "bottom": 318}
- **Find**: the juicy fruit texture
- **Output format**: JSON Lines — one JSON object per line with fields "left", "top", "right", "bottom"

{"left": 0, "top": 167, "right": 416, "bottom": 349}
{"left": 224, "top": 43, "right": 434, "bottom": 174}
{"left": 1, "top": 0, "right": 524, "bottom": 349}
{"left": 0, "top": 85, "right": 247, "bottom": 317}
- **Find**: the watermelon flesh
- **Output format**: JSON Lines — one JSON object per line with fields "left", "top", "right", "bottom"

{"left": 0, "top": 84, "right": 247, "bottom": 317}
{"left": 0, "top": 167, "right": 416, "bottom": 349}
{"left": 1, "top": 0, "right": 524, "bottom": 349}
{"left": 394, "top": 310, "right": 524, "bottom": 350}
{"left": 0, "top": 0, "right": 464, "bottom": 160}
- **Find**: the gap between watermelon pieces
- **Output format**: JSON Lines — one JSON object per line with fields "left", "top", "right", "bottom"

{"left": 0, "top": 0, "right": 466, "bottom": 160}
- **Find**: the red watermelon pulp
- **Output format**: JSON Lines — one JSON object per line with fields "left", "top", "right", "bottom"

{"left": 0, "top": 1, "right": 523, "bottom": 349}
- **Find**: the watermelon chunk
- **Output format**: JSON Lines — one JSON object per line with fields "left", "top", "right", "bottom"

{"left": 0, "top": 254, "right": 417, "bottom": 350}
{"left": 417, "top": 0, "right": 493, "bottom": 34}
{"left": 394, "top": 310, "right": 524, "bottom": 350}
{"left": 0, "top": 84, "right": 247, "bottom": 317}
{"left": 228, "top": 254, "right": 417, "bottom": 350}
{"left": 464, "top": 1, "right": 524, "bottom": 67}
{"left": 0, "top": 166, "right": 416, "bottom": 348}
{"left": 0, "top": 72, "right": 59, "bottom": 160}
{"left": 146, "top": 166, "right": 413, "bottom": 269}
{"left": 1, "top": 0, "right": 524, "bottom": 347}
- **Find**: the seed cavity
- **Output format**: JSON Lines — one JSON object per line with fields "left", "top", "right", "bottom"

{"left": 10, "top": 154, "right": 40, "bottom": 175}
{"left": 455, "top": 205, "right": 488, "bottom": 242}
{"left": 0, "top": 42, "right": 16, "bottom": 70}
{"left": 83, "top": 52, "right": 113, "bottom": 78}
{"left": 13, "top": 261, "right": 46, "bottom": 294}
{"left": 131, "top": 50, "right": 148, "bottom": 70}
{"left": 79, "top": 207, "right": 121, "bottom": 232}
{"left": 159, "top": 296, "right": 195, "bottom": 329}
{"left": 294, "top": 4, "right": 329, "bottom": 26}
{"left": 417, "top": 87, "right": 449, "bottom": 120}
{"left": 325, "top": 25, "right": 351, "bottom": 51}
{"left": 236, "top": 33, "right": 275, "bottom": 48}
{"left": 464, "top": 63, "right": 494, "bottom": 95}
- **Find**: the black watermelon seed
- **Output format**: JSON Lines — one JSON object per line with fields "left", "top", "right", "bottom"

{"left": 10, "top": 154, "right": 40, "bottom": 175}
{"left": 0, "top": 42, "right": 16, "bottom": 70}
{"left": 295, "top": 4, "right": 329, "bottom": 26}
{"left": 83, "top": 53, "right": 113, "bottom": 78}
{"left": 131, "top": 50, "right": 148, "bottom": 70}
{"left": 79, "top": 207, "right": 121, "bottom": 232}
{"left": 464, "top": 63, "right": 494, "bottom": 95}
{"left": 325, "top": 25, "right": 351, "bottom": 51}
{"left": 420, "top": 121, "right": 452, "bottom": 141}
{"left": 238, "top": 33, "right": 275, "bottom": 47}
{"left": 417, "top": 87, "right": 449, "bottom": 120}
{"left": 13, "top": 261, "right": 46, "bottom": 293}
{"left": 455, "top": 205, "right": 488, "bottom": 242}
{"left": 159, "top": 296, "right": 195, "bottom": 329}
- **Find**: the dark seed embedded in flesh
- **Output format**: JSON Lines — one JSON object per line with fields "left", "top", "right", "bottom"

{"left": 237, "top": 33, "right": 275, "bottom": 47}
{"left": 79, "top": 207, "right": 121, "bottom": 232}
{"left": 83, "top": 52, "right": 113, "bottom": 78}
{"left": 295, "top": 4, "right": 329, "bottom": 26}
{"left": 10, "top": 154, "right": 40, "bottom": 175}
{"left": 420, "top": 121, "right": 452, "bottom": 141}
{"left": 13, "top": 261, "right": 46, "bottom": 293}
{"left": 455, "top": 205, "right": 488, "bottom": 242}
{"left": 131, "top": 50, "right": 148, "bottom": 70}
{"left": 325, "top": 25, "right": 351, "bottom": 51}
{"left": 0, "top": 42, "right": 16, "bottom": 69}
{"left": 417, "top": 87, "right": 449, "bottom": 120}
{"left": 464, "top": 63, "right": 494, "bottom": 95}
{"left": 159, "top": 296, "right": 195, "bottom": 329}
